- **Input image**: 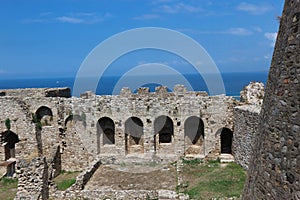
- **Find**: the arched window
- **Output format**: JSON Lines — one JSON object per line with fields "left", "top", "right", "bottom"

{"left": 0, "top": 130, "right": 19, "bottom": 177}
{"left": 35, "top": 106, "right": 53, "bottom": 120}
{"left": 184, "top": 116, "right": 204, "bottom": 145}
{"left": 65, "top": 114, "right": 84, "bottom": 127}
{"left": 154, "top": 116, "right": 174, "bottom": 143}
{"left": 98, "top": 117, "right": 115, "bottom": 145}
{"left": 220, "top": 128, "right": 233, "bottom": 154}
{"left": 125, "top": 117, "right": 143, "bottom": 145}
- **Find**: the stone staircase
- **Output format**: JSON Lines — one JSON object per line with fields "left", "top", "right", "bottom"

{"left": 219, "top": 154, "right": 235, "bottom": 163}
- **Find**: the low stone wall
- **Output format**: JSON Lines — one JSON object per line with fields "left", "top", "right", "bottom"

{"left": 51, "top": 189, "right": 189, "bottom": 200}
{"left": 232, "top": 105, "right": 261, "bottom": 170}
{"left": 70, "top": 158, "right": 101, "bottom": 190}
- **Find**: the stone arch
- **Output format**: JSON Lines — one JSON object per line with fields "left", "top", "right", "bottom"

{"left": 35, "top": 106, "right": 53, "bottom": 126}
{"left": 61, "top": 114, "right": 90, "bottom": 171}
{"left": 220, "top": 128, "right": 233, "bottom": 154}
{"left": 0, "top": 130, "right": 20, "bottom": 177}
{"left": 98, "top": 117, "right": 115, "bottom": 145}
{"left": 125, "top": 117, "right": 144, "bottom": 154}
{"left": 154, "top": 115, "right": 174, "bottom": 144}
{"left": 184, "top": 116, "right": 205, "bottom": 155}
{"left": 65, "top": 114, "right": 85, "bottom": 127}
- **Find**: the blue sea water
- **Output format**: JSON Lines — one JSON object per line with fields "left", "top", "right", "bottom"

{"left": 0, "top": 72, "right": 268, "bottom": 97}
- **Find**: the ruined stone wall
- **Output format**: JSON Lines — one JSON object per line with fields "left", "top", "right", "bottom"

{"left": 15, "top": 157, "right": 49, "bottom": 200}
{"left": 232, "top": 105, "right": 261, "bottom": 170}
{"left": 0, "top": 87, "right": 70, "bottom": 98}
{"left": 0, "top": 85, "right": 235, "bottom": 172}
{"left": 0, "top": 97, "right": 36, "bottom": 161}
{"left": 243, "top": 0, "right": 300, "bottom": 199}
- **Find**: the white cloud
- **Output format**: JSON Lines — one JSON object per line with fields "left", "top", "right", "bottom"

{"left": 265, "top": 32, "right": 277, "bottom": 47}
{"left": 56, "top": 13, "right": 105, "bottom": 24}
{"left": 178, "top": 27, "right": 253, "bottom": 36}
{"left": 24, "top": 12, "right": 107, "bottom": 24}
{"left": 237, "top": 2, "right": 273, "bottom": 15}
{"left": 133, "top": 14, "right": 160, "bottom": 20}
{"left": 159, "top": 3, "right": 201, "bottom": 14}
{"left": 224, "top": 28, "right": 253, "bottom": 36}
{"left": 56, "top": 16, "right": 84, "bottom": 24}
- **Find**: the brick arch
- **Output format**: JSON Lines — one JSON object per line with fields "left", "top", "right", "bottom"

{"left": 154, "top": 115, "right": 174, "bottom": 144}
{"left": 184, "top": 116, "right": 205, "bottom": 155}
{"left": 125, "top": 117, "right": 144, "bottom": 154}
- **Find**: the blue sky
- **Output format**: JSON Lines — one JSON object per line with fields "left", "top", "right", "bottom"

{"left": 0, "top": 0, "right": 284, "bottom": 79}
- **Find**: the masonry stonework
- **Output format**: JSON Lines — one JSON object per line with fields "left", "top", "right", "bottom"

{"left": 232, "top": 105, "right": 261, "bottom": 170}
{"left": 0, "top": 85, "right": 241, "bottom": 199}
{"left": 0, "top": 85, "right": 236, "bottom": 170}
{"left": 242, "top": 0, "right": 300, "bottom": 198}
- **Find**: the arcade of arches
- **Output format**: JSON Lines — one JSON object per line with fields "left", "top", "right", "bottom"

{"left": 95, "top": 115, "right": 233, "bottom": 156}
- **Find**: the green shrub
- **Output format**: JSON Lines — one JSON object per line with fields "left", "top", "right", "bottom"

{"left": 5, "top": 118, "right": 11, "bottom": 131}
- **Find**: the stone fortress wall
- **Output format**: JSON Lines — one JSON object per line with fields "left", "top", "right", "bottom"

{"left": 0, "top": 83, "right": 266, "bottom": 199}
{"left": 242, "top": 0, "right": 300, "bottom": 199}
{"left": 232, "top": 82, "right": 264, "bottom": 170}
{"left": 0, "top": 85, "right": 239, "bottom": 173}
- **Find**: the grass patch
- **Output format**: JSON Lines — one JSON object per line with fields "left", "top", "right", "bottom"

{"left": 53, "top": 171, "right": 80, "bottom": 191}
{"left": 0, "top": 177, "right": 18, "bottom": 200}
{"left": 182, "top": 161, "right": 246, "bottom": 199}
{"left": 182, "top": 158, "right": 202, "bottom": 165}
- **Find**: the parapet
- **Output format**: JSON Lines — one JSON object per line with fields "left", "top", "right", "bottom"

{"left": 80, "top": 91, "right": 96, "bottom": 99}
{"left": 0, "top": 87, "right": 71, "bottom": 98}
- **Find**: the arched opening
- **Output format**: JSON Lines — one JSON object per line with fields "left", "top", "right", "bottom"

{"left": 35, "top": 106, "right": 53, "bottom": 126}
{"left": 0, "top": 130, "right": 19, "bottom": 177}
{"left": 98, "top": 117, "right": 115, "bottom": 145}
{"left": 62, "top": 115, "right": 90, "bottom": 171}
{"left": 184, "top": 116, "right": 204, "bottom": 155}
{"left": 65, "top": 114, "right": 84, "bottom": 127}
{"left": 125, "top": 117, "right": 144, "bottom": 154}
{"left": 220, "top": 128, "right": 233, "bottom": 154}
{"left": 154, "top": 116, "right": 174, "bottom": 144}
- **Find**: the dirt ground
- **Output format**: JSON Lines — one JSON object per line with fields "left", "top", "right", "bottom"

{"left": 85, "top": 163, "right": 177, "bottom": 191}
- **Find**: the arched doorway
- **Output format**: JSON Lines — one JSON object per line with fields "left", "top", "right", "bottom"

{"left": 154, "top": 115, "right": 174, "bottom": 153}
{"left": 35, "top": 106, "right": 53, "bottom": 126}
{"left": 98, "top": 117, "right": 115, "bottom": 145}
{"left": 220, "top": 128, "right": 233, "bottom": 154}
{"left": 0, "top": 130, "right": 19, "bottom": 177}
{"left": 184, "top": 116, "right": 204, "bottom": 155}
{"left": 154, "top": 116, "right": 174, "bottom": 144}
{"left": 125, "top": 117, "right": 144, "bottom": 154}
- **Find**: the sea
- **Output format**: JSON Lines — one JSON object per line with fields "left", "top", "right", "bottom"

{"left": 0, "top": 72, "right": 268, "bottom": 98}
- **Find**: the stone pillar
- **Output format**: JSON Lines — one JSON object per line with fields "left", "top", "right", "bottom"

{"left": 242, "top": 0, "right": 300, "bottom": 199}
